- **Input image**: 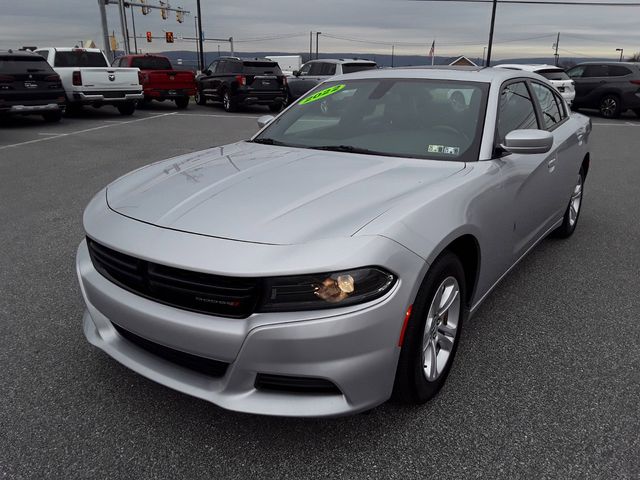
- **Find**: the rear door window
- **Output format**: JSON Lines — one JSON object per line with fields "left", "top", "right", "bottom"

{"left": 242, "top": 62, "right": 281, "bottom": 75}
{"left": 54, "top": 51, "right": 108, "bottom": 67}
{"left": 497, "top": 81, "right": 538, "bottom": 143}
{"left": 341, "top": 63, "right": 377, "bottom": 74}
{"left": 583, "top": 65, "right": 609, "bottom": 78}
{"left": 0, "top": 55, "right": 53, "bottom": 74}
{"left": 320, "top": 63, "right": 336, "bottom": 75}
{"left": 531, "top": 82, "right": 563, "bottom": 130}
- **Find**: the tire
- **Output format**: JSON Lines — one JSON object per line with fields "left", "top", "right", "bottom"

{"left": 194, "top": 90, "right": 206, "bottom": 105}
{"left": 117, "top": 102, "right": 136, "bottom": 116}
{"left": 393, "top": 252, "right": 467, "bottom": 404}
{"left": 65, "top": 103, "right": 82, "bottom": 116}
{"left": 222, "top": 89, "right": 236, "bottom": 112}
{"left": 633, "top": 108, "right": 640, "bottom": 118}
{"left": 268, "top": 103, "right": 282, "bottom": 113}
{"left": 42, "top": 111, "right": 62, "bottom": 123}
{"left": 175, "top": 96, "right": 189, "bottom": 109}
{"left": 599, "top": 94, "right": 621, "bottom": 118}
{"left": 552, "top": 167, "right": 586, "bottom": 238}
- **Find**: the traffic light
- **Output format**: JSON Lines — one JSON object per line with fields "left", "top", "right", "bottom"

{"left": 140, "top": 0, "right": 150, "bottom": 14}
{"left": 176, "top": 8, "right": 184, "bottom": 23}
{"left": 160, "top": 1, "right": 167, "bottom": 19}
{"left": 146, "top": 31, "right": 152, "bottom": 43}
{"left": 165, "top": 31, "right": 174, "bottom": 43}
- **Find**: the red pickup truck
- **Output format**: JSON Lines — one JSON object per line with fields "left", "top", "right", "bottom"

{"left": 113, "top": 54, "right": 196, "bottom": 109}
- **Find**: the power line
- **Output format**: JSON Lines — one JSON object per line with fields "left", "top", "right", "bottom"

{"left": 411, "top": 0, "right": 640, "bottom": 5}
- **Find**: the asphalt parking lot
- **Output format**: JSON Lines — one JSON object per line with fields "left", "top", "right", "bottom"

{"left": 1, "top": 102, "right": 639, "bottom": 479}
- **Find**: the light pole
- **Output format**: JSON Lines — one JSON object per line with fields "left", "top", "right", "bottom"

{"left": 196, "top": 0, "right": 204, "bottom": 72}
{"left": 485, "top": 0, "right": 498, "bottom": 66}
{"left": 316, "top": 31, "right": 322, "bottom": 59}
{"left": 616, "top": 48, "right": 624, "bottom": 61}
{"left": 129, "top": 4, "right": 138, "bottom": 54}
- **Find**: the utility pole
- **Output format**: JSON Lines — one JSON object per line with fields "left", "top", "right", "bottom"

{"left": 98, "top": 0, "right": 113, "bottom": 61}
{"left": 391, "top": 44, "right": 395, "bottom": 67}
{"left": 118, "top": 0, "right": 130, "bottom": 54}
{"left": 130, "top": 5, "right": 138, "bottom": 54}
{"left": 196, "top": 0, "right": 204, "bottom": 72}
{"left": 316, "top": 31, "right": 322, "bottom": 59}
{"left": 485, "top": 0, "right": 498, "bottom": 67}
{"left": 194, "top": 16, "right": 200, "bottom": 69}
{"left": 553, "top": 32, "right": 560, "bottom": 66}
{"left": 309, "top": 31, "right": 313, "bottom": 61}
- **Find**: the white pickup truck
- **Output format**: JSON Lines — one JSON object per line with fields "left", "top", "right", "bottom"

{"left": 35, "top": 47, "right": 143, "bottom": 115}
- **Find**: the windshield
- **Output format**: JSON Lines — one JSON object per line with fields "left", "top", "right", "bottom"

{"left": 536, "top": 69, "right": 570, "bottom": 81}
{"left": 131, "top": 56, "right": 172, "bottom": 70}
{"left": 54, "top": 51, "right": 108, "bottom": 68}
{"left": 255, "top": 79, "right": 488, "bottom": 161}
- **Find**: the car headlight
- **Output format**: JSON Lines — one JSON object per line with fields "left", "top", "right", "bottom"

{"left": 257, "top": 267, "right": 396, "bottom": 312}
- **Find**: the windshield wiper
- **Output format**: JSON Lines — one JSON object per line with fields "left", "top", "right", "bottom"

{"left": 250, "top": 138, "right": 289, "bottom": 146}
{"left": 308, "top": 145, "right": 387, "bottom": 156}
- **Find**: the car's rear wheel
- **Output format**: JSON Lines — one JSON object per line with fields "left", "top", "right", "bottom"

{"left": 222, "top": 90, "right": 236, "bottom": 112}
{"left": 194, "top": 90, "right": 206, "bottom": 105}
{"left": 42, "top": 111, "right": 62, "bottom": 123}
{"left": 393, "top": 252, "right": 466, "bottom": 404}
{"left": 175, "top": 96, "right": 189, "bottom": 109}
{"left": 553, "top": 168, "right": 585, "bottom": 238}
{"left": 117, "top": 102, "right": 136, "bottom": 116}
{"left": 599, "top": 94, "right": 621, "bottom": 118}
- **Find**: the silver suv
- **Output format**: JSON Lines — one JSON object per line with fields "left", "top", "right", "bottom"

{"left": 287, "top": 59, "right": 377, "bottom": 102}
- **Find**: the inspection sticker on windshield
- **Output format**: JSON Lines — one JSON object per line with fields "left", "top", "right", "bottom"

{"left": 428, "top": 145, "right": 459, "bottom": 155}
{"left": 299, "top": 84, "right": 346, "bottom": 105}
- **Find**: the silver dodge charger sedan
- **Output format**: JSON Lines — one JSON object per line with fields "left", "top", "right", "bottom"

{"left": 77, "top": 67, "right": 591, "bottom": 417}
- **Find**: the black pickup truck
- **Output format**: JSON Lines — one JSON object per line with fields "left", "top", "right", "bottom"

{"left": 195, "top": 57, "right": 287, "bottom": 112}
{"left": 0, "top": 50, "right": 66, "bottom": 122}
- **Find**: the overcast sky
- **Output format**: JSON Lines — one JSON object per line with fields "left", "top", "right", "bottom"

{"left": 1, "top": 0, "right": 639, "bottom": 61}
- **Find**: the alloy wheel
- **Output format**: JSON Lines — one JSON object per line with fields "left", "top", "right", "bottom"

{"left": 569, "top": 174, "right": 583, "bottom": 227}
{"left": 600, "top": 97, "right": 617, "bottom": 118}
{"left": 422, "top": 276, "right": 461, "bottom": 382}
{"left": 223, "top": 92, "right": 231, "bottom": 111}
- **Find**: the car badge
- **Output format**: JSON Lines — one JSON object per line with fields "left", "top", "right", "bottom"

{"left": 108, "top": 74, "right": 116, "bottom": 81}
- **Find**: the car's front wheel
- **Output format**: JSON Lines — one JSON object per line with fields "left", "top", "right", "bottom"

{"left": 553, "top": 168, "right": 585, "bottom": 238}
{"left": 393, "top": 252, "right": 466, "bottom": 403}
{"left": 194, "top": 90, "right": 206, "bottom": 105}
{"left": 599, "top": 94, "right": 621, "bottom": 118}
{"left": 222, "top": 90, "right": 236, "bottom": 112}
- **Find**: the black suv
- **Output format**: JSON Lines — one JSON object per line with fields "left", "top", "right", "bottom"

{"left": 195, "top": 57, "right": 287, "bottom": 112}
{"left": 567, "top": 62, "right": 640, "bottom": 118}
{"left": 0, "top": 50, "right": 66, "bottom": 122}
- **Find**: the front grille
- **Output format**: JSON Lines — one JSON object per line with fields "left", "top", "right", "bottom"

{"left": 87, "top": 238, "right": 260, "bottom": 318}
{"left": 112, "top": 322, "right": 229, "bottom": 377}
{"left": 255, "top": 373, "right": 342, "bottom": 395}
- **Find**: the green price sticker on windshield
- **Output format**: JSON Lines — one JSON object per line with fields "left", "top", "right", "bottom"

{"left": 299, "top": 84, "right": 346, "bottom": 105}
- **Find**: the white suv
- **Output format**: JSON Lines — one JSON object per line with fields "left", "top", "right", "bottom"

{"left": 496, "top": 64, "right": 575, "bottom": 106}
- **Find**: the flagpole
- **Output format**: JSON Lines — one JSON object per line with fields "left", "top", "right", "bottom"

{"left": 431, "top": 40, "right": 435, "bottom": 66}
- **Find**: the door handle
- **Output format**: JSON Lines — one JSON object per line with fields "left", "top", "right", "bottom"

{"left": 548, "top": 157, "right": 557, "bottom": 172}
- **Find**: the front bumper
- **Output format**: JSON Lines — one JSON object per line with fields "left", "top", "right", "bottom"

{"left": 76, "top": 201, "right": 424, "bottom": 416}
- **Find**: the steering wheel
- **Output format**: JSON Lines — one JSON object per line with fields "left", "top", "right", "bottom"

{"left": 432, "top": 125, "right": 470, "bottom": 143}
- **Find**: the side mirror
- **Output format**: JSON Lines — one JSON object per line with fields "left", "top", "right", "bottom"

{"left": 257, "top": 115, "right": 275, "bottom": 129}
{"left": 203, "top": 69, "right": 212, "bottom": 76}
{"left": 501, "top": 129, "right": 553, "bottom": 155}
{"left": 292, "top": 70, "right": 300, "bottom": 77}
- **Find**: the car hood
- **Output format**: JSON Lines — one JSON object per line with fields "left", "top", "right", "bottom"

{"left": 106, "top": 142, "right": 465, "bottom": 245}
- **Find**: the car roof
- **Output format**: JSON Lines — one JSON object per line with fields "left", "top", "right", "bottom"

{"left": 38, "top": 47, "right": 103, "bottom": 53}
{"left": 0, "top": 50, "right": 43, "bottom": 58}
{"left": 306, "top": 59, "right": 376, "bottom": 65}
{"left": 495, "top": 64, "right": 562, "bottom": 72}
{"left": 573, "top": 61, "right": 640, "bottom": 67}
{"left": 218, "top": 56, "right": 277, "bottom": 63}
{"left": 329, "top": 66, "right": 542, "bottom": 84}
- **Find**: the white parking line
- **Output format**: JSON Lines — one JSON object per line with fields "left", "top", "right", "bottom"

{"left": 172, "top": 113, "right": 261, "bottom": 119}
{"left": 0, "top": 113, "right": 176, "bottom": 151}
{"left": 37, "top": 132, "right": 64, "bottom": 136}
